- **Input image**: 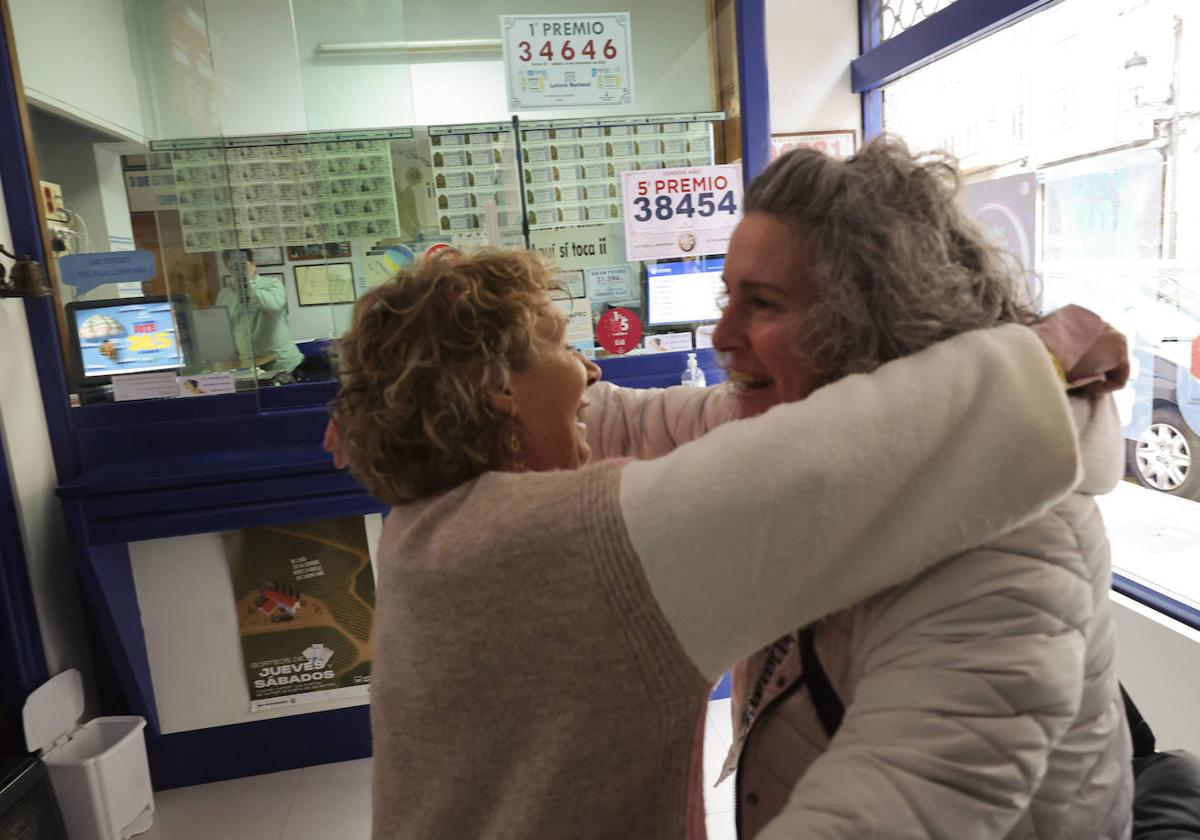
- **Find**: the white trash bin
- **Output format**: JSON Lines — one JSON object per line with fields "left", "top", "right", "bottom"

{"left": 22, "top": 669, "right": 154, "bottom": 840}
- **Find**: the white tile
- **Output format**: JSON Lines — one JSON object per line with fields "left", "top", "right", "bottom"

{"left": 279, "top": 758, "right": 373, "bottom": 840}
{"left": 137, "top": 768, "right": 302, "bottom": 840}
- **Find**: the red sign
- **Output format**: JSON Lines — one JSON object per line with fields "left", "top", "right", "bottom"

{"left": 424, "top": 243, "right": 457, "bottom": 259}
{"left": 770, "top": 131, "right": 857, "bottom": 161}
{"left": 595, "top": 307, "right": 642, "bottom": 355}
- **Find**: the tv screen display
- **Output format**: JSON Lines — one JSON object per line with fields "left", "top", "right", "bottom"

{"left": 646, "top": 256, "right": 725, "bottom": 326}
{"left": 71, "top": 299, "right": 184, "bottom": 379}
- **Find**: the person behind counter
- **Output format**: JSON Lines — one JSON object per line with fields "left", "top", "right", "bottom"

{"left": 328, "top": 248, "right": 1126, "bottom": 839}
{"left": 587, "top": 137, "right": 1133, "bottom": 840}
{"left": 216, "top": 249, "right": 304, "bottom": 379}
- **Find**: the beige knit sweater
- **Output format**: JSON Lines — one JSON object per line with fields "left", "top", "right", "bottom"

{"left": 370, "top": 324, "right": 1083, "bottom": 839}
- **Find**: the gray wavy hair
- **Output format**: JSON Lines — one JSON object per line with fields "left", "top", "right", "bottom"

{"left": 744, "top": 135, "right": 1037, "bottom": 386}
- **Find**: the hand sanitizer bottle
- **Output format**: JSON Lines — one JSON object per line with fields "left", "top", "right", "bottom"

{"left": 682, "top": 352, "right": 707, "bottom": 388}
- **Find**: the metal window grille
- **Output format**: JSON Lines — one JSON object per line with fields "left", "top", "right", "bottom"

{"left": 871, "top": 0, "right": 962, "bottom": 43}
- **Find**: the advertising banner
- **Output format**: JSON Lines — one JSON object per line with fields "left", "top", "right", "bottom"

{"left": 621, "top": 164, "right": 742, "bottom": 261}
{"left": 501, "top": 13, "right": 634, "bottom": 109}
{"left": 960, "top": 172, "right": 1037, "bottom": 274}
{"left": 223, "top": 516, "right": 375, "bottom": 712}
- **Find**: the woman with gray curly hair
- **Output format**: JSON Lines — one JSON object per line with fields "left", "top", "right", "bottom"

{"left": 328, "top": 221, "right": 1129, "bottom": 837}
{"left": 602, "top": 136, "right": 1129, "bottom": 839}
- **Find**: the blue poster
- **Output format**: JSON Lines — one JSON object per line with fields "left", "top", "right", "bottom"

{"left": 74, "top": 301, "right": 183, "bottom": 377}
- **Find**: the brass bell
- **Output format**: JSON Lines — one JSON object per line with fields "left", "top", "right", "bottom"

{"left": 3, "top": 255, "right": 51, "bottom": 298}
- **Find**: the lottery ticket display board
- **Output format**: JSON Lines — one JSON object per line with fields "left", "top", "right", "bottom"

{"left": 518, "top": 113, "right": 719, "bottom": 231}
{"left": 165, "top": 131, "right": 406, "bottom": 253}
{"left": 428, "top": 124, "right": 523, "bottom": 236}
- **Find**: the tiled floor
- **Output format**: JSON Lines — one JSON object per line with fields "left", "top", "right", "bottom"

{"left": 138, "top": 700, "right": 737, "bottom": 839}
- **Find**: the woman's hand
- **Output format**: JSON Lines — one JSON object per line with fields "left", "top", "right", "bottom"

{"left": 1031, "top": 305, "right": 1130, "bottom": 396}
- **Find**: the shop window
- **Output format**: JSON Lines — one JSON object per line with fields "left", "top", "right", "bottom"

{"left": 880, "top": 0, "right": 1200, "bottom": 614}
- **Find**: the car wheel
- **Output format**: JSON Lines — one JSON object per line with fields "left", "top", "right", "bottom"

{"left": 1127, "top": 406, "right": 1200, "bottom": 501}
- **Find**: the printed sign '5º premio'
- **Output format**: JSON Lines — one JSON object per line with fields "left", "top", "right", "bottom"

{"left": 621, "top": 164, "right": 743, "bottom": 262}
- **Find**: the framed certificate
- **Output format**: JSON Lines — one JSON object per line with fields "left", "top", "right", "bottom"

{"left": 294, "top": 263, "right": 356, "bottom": 306}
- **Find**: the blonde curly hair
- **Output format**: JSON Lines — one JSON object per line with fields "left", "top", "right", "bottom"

{"left": 745, "top": 135, "right": 1037, "bottom": 386}
{"left": 331, "top": 249, "right": 552, "bottom": 505}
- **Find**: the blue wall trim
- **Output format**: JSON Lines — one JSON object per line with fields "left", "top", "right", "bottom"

{"left": 861, "top": 90, "right": 883, "bottom": 141}
{"left": 859, "top": 0, "right": 881, "bottom": 54}
{"left": 0, "top": 422, "right": 48, "bottom": 745}
{"left": 597, "top": 347, "right": 725, "bottom": 389}
{"left": 0, "top": 5, "right": 80, "bottom": 483}
{"left": 147, "top": 705, "right": 371, "bottom": 789}
{"left": 1113, "top": 573, "right": 1200, "bottom": 634}
{"left": 0, "top": 5, "right": 51, "bottom": 749}
{"left": 850, "top": 0, "right": 1061, "bottom": 93}
{"left": 735, "top": 0, "right": 771, "bottom": 185}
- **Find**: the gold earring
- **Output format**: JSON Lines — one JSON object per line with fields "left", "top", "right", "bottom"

{"left": 507, "top": 431, "right": 526, "bottom": 470}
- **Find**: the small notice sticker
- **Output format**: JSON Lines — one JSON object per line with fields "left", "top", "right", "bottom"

{"left": 112, "top": 371, "right": 180, "bottom": 402}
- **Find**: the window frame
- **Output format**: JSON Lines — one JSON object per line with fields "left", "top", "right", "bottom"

{"left": 856, "top": 0, "right": 1200, "bottom": 631}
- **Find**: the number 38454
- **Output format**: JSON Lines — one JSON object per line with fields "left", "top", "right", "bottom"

{"left": 631, "top": 191, "right": 738, "bottom": 223}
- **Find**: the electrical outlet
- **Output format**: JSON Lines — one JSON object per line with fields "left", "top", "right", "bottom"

{"left": 40, "top": 180, "right": 68, "bottom": 223}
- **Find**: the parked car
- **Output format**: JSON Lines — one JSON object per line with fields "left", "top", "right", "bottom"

{"left": 1042, "top": 263, "right": 1200, "bottom": 501}
{"left": 1124, "top": 345, "right": 1200, "bottom": 500}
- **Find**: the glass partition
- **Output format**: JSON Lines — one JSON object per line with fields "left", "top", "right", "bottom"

{"left": 8, "top": 0, "right": 734, "bottom": 402}
{"left": 881, "top": 0, "right": 1200, "bottom": 610}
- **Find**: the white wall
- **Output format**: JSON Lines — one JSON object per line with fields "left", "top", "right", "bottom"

{"left": 29, "top": 109, "right": 117, "bottom": 256}
{"left": 0, "top": 178, "right": 98, "bottom": 721}
{"left": 764, "top": 0, "right": 861, "bottom": 138}
{"left": 202, "top": 0, "right": 308, "bottom": 136}
{"left": 8, "top": 0, "right": 147, "bottom": 142}
{"left": 138, "top": 0, "right": 716, "bottom": 140}
{"left": 1112, "top": 593, "right": 1200, "bottom": 754}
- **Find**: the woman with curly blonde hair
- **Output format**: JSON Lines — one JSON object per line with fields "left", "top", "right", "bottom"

{"left": 331, "top": 170, "right": 1125, "bottom": 838}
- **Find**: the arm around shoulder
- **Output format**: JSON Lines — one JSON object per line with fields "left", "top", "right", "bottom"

{"left": 620, "top": 323, "right": 1081, "bottom": 680}
{"left": 584, "top": 380, "right": 739, "bottom": 460}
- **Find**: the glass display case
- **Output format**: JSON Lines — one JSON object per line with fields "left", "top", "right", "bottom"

{"left": 10, "top": 0, "right": 739, "bottom": 406}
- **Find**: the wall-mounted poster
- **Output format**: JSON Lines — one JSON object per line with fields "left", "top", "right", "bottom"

{"left": 295, "top": 263, "right": 356, "bottom": 306}
{"left": 769, "top": 130, "right": 858, "bottom": 161}
{"left": 223, "top": 516, "right": 375, "bottom": 712}
{"left": 172, "top": 139, "right": 401, "bottom": 252}
{"left": 500, "top": 12, "right": 634, "bottom": 110}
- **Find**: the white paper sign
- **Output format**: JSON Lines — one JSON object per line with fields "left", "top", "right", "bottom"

{"left": 500, "top": 13, "right": 634, "bottom": 110}
{"left": 112, "top": 371, "right": 180, "bottom": 402}
{"left": 585, "top": 265, "right": 635, "bottom": 302}
{"left": 555, "top": 270, "right": 586, "bottom": 298}
{"left": 553, "top": 296, "right": 596, "bottom": 355}
{"left": 644, "top": 332, "right": 693, "bottom": 352}
{"left": 621, "top": 164, "right": 743, "bottom": 261}
{"left": 178, "top": 372, "right": 237, "bottom": 397}
{"left": 695, "top": 324, "right": 715, "bottom": 349}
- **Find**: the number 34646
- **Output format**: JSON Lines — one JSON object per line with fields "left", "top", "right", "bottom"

{"left": 631, "top": 191, "right": 739, "bottom": 223}
{"left": 517, "top": 39, "right": 618, "bottom": 62}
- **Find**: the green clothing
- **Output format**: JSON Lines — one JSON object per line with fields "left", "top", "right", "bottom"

{"left": 215, "top": 275, "right": 304, "bottom": 373}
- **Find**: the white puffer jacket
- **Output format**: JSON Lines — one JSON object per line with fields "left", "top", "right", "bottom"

{"left": 726, "top": 395, "right": 1133, "bottom": 840}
